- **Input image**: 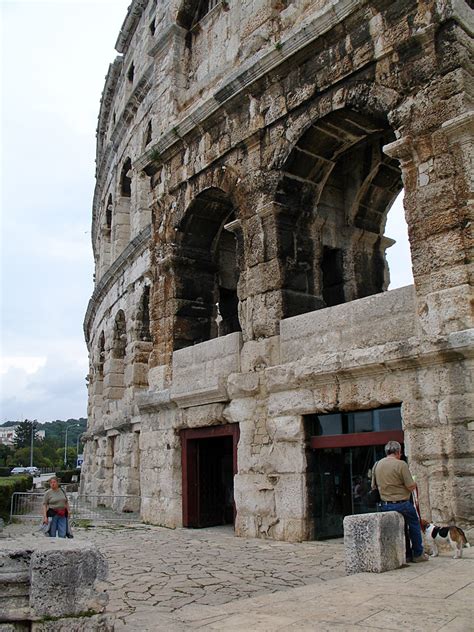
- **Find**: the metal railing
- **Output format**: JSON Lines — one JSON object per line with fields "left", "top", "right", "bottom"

{"left": 71, "top": 495, "right": 141, "bottom": 524}
{"left": 9, "top": 492, "right": 143, "bottom": 525}
{"left": 10, "top": 492, "right": 44, "bottom": 521}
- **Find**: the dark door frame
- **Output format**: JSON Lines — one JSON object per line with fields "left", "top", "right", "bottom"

{"left": 180, "top": 423, "right": 240, "bottom": 528}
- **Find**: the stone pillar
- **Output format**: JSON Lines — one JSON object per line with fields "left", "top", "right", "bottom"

{"left": 384, "top": 35, "right": 473, "bottom": 524}
{"left": 131, "top": 171, "right": 152, "bottom": 238}
{"left": 103, "top": 358, "right": 125, "bottom": 400}
{"left": 239, "top": 202, "right": 285, "bottom": 340}
{"left": 110, "top": 431, "right": 141, "bottom": 511}
{"left": 112, "top": 196, "right": 131, "bottom": 258}
{"left": 124, "top": 341, "right": 153, "bottom": 391}
{"left": 384, "top": 120, "right": 472, "bottom": 338}
{"left": 344, "top": 512, "right": 405, "bottom": 574}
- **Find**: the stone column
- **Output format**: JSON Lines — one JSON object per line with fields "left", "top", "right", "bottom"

{"left": 239, "top": 201, "right": 285, "bottom": 340}
{"left": 384, "top": 31, "right": 473, "bottom": 524}
{"left": 112, "top": 196, "right": 131, "bottom": 258}
{"left": 384, "top": 129, "right": 472, "bottom": 338}
{"left": 124, "top": 340, "right": 152, "bottom": 391}
{"left": 131, "top": 171, "right": 152, "bottom": 237}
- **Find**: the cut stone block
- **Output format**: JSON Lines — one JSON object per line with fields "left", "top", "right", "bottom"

{"left": 30, "top": 543, "right": 108, "bottom": 618}
{"left": 0, "top": 538, "right": 111, "bottom": 628}
{"left": 344, "top": 511, "right": 405, "bottom": 574}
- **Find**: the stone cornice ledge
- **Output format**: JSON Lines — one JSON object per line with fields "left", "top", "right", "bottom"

{"left": 170, "top": 377, "right": 229, "bottom": 409}
{"left": 136, "top": 378, "right": 231, "bottom": 411}
{"left": 136, "top": 389, "right": 175, "bottom": 411}
{"left": 264, "top": 330, "right": 474, "bottom": 394}
{"left": 135, "top": 0, "right": 364, "bottom": 172}
{"left": 84, "top": 224, "right": 152, "bottom": 342}
{"left": 115, "top": 0, "right": 149, "bottom": 54}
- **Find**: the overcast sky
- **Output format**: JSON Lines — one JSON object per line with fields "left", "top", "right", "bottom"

{"left": 1, "top": 0, "right": 130, "bottom": 422}
{"left": 0, "top": 0, "right": 414, "bottom": 423}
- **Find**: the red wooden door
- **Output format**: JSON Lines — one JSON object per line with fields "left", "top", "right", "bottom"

{"left": 181, "top": 424, "right": 239, "bottom": 528}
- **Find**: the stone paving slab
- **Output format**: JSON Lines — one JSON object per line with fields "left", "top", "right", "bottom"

{"left": 3, "top": 522, "right": 473, "bottom": 631}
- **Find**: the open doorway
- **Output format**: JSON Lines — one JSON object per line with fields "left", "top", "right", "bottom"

{"left": 181, "top": 424, "right": 239, "bottom": 528}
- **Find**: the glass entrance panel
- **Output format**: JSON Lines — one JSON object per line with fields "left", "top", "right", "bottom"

{"left": 314, "top": 444, "right": 386, "bottom": 539}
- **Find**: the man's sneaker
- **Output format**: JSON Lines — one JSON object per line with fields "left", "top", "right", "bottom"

{"left": 412, "top": 554, "right": 429, "bottom": 563}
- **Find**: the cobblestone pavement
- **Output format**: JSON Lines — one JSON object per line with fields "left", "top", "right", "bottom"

{"left": 3, "top": 522, "right": 473, "bottom": 631}
{"left": 3, "top": 522, "right": 344, "bottom": 629}
{"left": 87, "top": 524, "right": 345, "bottom": 629}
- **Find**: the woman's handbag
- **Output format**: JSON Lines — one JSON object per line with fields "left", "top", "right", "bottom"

{"left": 39, "top": 518, "right": 51, "bottom": 536}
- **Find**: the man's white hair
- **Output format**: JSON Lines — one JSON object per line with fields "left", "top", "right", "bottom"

{"left": 385, "top": 440, "right": 402, "bottom": 455}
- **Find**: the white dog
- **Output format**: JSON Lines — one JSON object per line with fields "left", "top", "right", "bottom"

{"left": 421, "top": 520, "right": 470, "bottom": 559}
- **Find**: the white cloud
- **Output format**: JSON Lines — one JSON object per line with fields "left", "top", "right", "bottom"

{"left": 0, "top": 350, "right": 89, "bottom": 423}
{"left": 0, "top": 356, "right": 47, "bottom": 375}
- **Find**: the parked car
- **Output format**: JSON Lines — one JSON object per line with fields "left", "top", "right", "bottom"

{"left": 10, "top": 467, "right": 28, "bottom": 475}
{"left": 26, "top": 466, "right": 41, "bottom": 476}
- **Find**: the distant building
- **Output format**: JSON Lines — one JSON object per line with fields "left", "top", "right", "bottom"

{"left": 0, "top": 425, "right": 45, "bottom": 447}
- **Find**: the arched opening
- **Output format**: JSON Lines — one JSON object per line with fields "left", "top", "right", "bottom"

{"left": 91, "top": 331, "right": 106, "bottom": 422}
{"left": 177, "top": 0, "right": 220, "bottom": 31}
{"left": 98, "top": 332, "right": 105, "bottom": 378}
{"left": 385, "top": 190, "right": 414, "bottom": 289}
{"left": 137, "top": 286, "right": 151, "bottom": 342}
{"left": 144, "top": 120, "right": 152, "bottom": 148}
{"left": 113, "top": 310, "right": 127, "bottom": 359}
{"left": 106, "top": 194, "right": 113, "bottom": 230}
{"left": 276, "top": 109, "right": 404, "bottom": 318}
{"left": 173, "top": 187, "right": 241, "bottom": 350}
{"left": 120, "top": 158, "right": 132, "bottom": 197}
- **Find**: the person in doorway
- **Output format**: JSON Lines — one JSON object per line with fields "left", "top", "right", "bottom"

{"left": 372, "top": 440, "right": 428, "bottom": 563}
{"left": 42, "top": 476, "right": 70, "bottom": 538}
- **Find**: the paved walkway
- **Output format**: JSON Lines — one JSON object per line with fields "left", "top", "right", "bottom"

{"left": 3, "top": 522, "right": 473, "bottom": 630}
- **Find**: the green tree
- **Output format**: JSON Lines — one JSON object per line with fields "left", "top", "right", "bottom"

{"left": 13, "top": 420, "right": 38, "bottom": 449}
{"left": 0, "top": 444, "right": 12, "bottom": 466}
{"left": 11, "top": 447, "right": 31, "bottom": 466}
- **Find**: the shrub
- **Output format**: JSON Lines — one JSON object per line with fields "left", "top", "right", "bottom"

{"left": 0, "top": 467, "right": 11, "bottom": 477}
{"left": 0, "top": 474, "right": 33, "bottom": 521}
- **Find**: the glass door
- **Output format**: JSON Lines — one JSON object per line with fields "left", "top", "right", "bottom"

{"left": 313, "top": 444, "right": 386, "bottom": 539}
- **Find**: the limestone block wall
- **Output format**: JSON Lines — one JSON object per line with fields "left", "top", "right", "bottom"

{"left": 83, "top": 0, "right": 474, "bottom": 539}
{"left": 280, "top": 286, "right": 417, "bottom": 362}
{"left": 171, "top": 332, "right": 243, "bottom": 407}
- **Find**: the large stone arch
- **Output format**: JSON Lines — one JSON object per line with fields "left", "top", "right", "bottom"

{"left": 270, "top": 106, "right": 403, "bottom": 319}
{"left": 171, "top": 186, "right": 243, "bottom": 350}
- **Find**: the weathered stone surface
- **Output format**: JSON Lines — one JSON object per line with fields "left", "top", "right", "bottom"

{"left": 170, "top": 333, "right": 242, "bottom": 407}
{"left": 280, "top": 287, "right": 417, "bottom": 364}
{"left": 0, "top": 539, "right": 111, "bottom": 630}
{"left": 82, "top": 0, "right": 474, "bottom": 539}
{"left": 344, "top": 512, "right": 405, "bottom": 574}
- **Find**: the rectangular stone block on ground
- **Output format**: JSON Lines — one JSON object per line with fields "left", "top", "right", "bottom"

{"left": 344, "top": 511, "right": 405, "bottom": 574}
